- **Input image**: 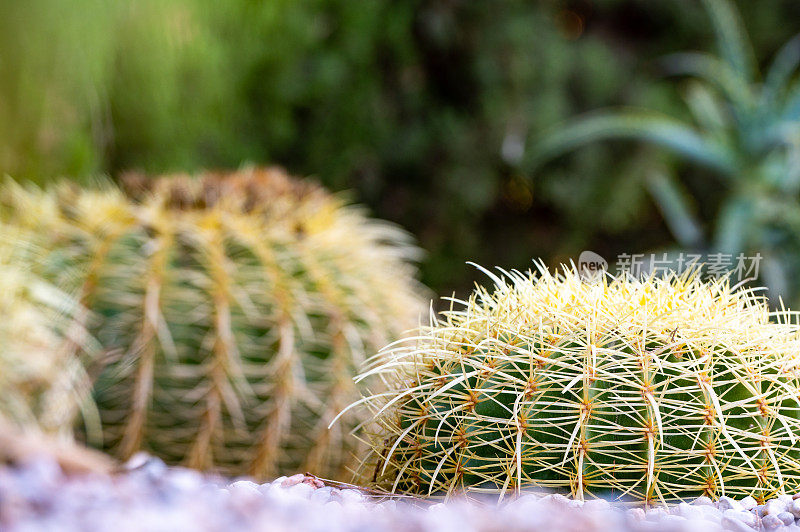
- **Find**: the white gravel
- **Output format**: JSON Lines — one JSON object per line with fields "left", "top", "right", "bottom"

{"left": 2, "top": 454, "right": 800, "bottom": 531}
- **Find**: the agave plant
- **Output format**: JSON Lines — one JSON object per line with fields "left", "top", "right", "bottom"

{"left": 0, "top": 168, "right": 428, "bottom": 480}
{"left": 529, "top": 0, "right": 800, "bottom": 302}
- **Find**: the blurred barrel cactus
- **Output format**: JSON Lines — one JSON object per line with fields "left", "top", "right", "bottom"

{"left": 0, "top": 230, "right": 95, "bottom": 438}
{"left": 0, "top": 168, "right": 427, "bottom": 479}
{"left": 352, "top": 265, "right": 800, "bottom": 503}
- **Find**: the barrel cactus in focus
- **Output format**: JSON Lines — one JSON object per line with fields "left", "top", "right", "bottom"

{"left": 0, "top": 230, "right": 95, "bottom": 438}
{"left": 0, "top": 168, "right": 427, "bottom": 479}
{"left": 351, "top": 265, "right": 800, "bottom": 503}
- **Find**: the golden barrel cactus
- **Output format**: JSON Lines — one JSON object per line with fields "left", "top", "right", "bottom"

{"left": 351, "top": 265, "right": 800, "bottom": 503}
{"left": 1, "top": 168, "right": 427, "bottom": 479}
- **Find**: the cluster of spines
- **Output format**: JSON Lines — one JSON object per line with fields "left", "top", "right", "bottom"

{"left": 0, "top": 227, "right": 95, "bottom": 438}
{"left": 353, "top": 265, "right": 800, "bottom": 504}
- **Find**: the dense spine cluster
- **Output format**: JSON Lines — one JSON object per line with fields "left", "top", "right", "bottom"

{"left": 0, "top": 229, "right": 94, "bottom": 437}
{"left": 1, "top": 168, "right": 427, "bottom": 479}
{"left": 353, "top": 265, "right": 800, "bottom": 503}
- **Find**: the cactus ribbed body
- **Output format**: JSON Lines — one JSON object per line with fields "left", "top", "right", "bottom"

{"left": 1, "top": 168, "right": 426, "bottom": 479}
{"left": 356, "top": 266, "right": 800, "bottom": 503}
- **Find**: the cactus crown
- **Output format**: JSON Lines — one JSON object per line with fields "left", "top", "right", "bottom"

{"left": 1, "top": 168, "right": 427, "bottom": 479}
{"left": 354, "top": 264, "right": 800, "bottom": 504}
{"left": 120, "top": 168, "right": 323, "bottom": 213}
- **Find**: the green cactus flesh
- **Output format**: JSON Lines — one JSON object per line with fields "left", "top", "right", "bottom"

{"left": 355, "top": 266, "right": 800, "bottom": 503}
{"left": 0, "top": 169, "right": 427, "bottom": 480}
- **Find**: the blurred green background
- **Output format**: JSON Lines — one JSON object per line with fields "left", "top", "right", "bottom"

{"left": 3, "top": 0, "right": 800, "bottom": 301}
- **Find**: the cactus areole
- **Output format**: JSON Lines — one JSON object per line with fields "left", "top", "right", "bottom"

{"left": 351, "top": 265, "right": 800, "bottom": 503}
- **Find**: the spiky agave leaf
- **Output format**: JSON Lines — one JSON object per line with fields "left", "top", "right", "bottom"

{"left": 0, "top": 168, "right": 427, "bottom": 480}
{"left": 352, "top": 264, "right": 800, "bottom": 504}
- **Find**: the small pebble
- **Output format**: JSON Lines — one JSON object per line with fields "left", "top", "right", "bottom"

{"left": 123, "top": 452, "right": 151, "bottom": 470}
{"left": 693, "top": 496, "right": 714, "bottom": 506}
{"left": 762, "top": 514, "right": 785, "bottom": 529}
{"left": 323, "top": 500, "right": 342, "bottom": 511}
{"left": 304, "top": 477, "right": 325, "bottom": 489}
{"left": 229, "top": 480, "right": 259, "bottom": 491}
{"left": 777, "top": 511, "right": 796, "bottom": 526}
{"left": 286, "top": 482, "right": 314, "bottom": 499}
{"left": 717, "top": 496, "right": 743, "bottom": 512}
{"left": 767, "top": 499, "right": 789, "bottom": 515}
{"left": 339, "top": 489, "right": 365, "bottom": 503}
{"left": 227, "top": 480, "right": 261, "bottom": 500}
{"left": 723, "top": 509, "right": 756, "bottom": 527}
{"left": 281, "top": 473, "right": 305, "bottom": 488}
{"left": 675, "top": 502, "right": 701, "bottom": 520}
{"left": 739, "top": 496, "right": 757, "bottom": 511}
{"left": 697, "top": 505, "right": 722, "bottom": 519}
{"left": 309, "top": 486, "right": 334, "bottom": 503}
{"left": 721, "top": 516, "right": 757, "bottom": 532}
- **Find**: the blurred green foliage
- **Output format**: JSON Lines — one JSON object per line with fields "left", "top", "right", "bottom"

{"left": 2, "top": 0, "right": 800, "bottom": 296}
{"left": 530, "top": 0, "right": 800, "bottom": 303}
